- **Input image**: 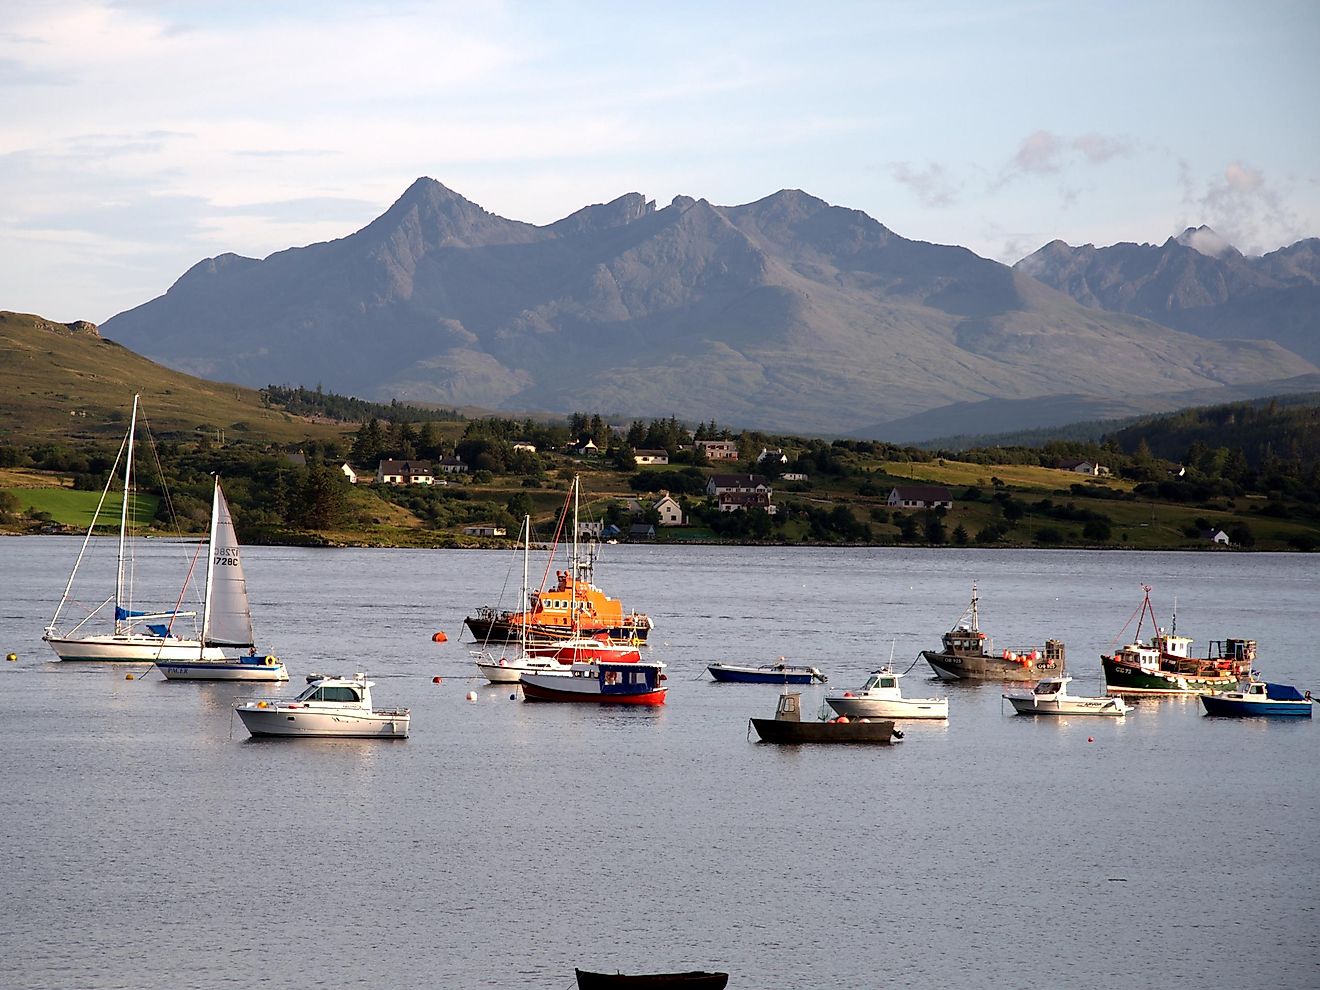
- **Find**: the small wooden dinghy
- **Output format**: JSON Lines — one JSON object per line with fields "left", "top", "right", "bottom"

{"left": 749, "top": 691, "right": 900, "bottom": 744}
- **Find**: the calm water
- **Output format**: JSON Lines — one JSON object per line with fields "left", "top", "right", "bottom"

{"left": 1, "top": 537, "right": 1317, "bottom": 990}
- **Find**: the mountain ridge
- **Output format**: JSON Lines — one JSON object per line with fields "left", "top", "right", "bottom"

{"left": 100, "top": 178, "right": 1317, "bottom": 437}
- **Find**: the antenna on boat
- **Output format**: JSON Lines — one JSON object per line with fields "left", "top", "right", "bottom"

{"left": 970, "top": 581, "right": 979, "bottom": 632}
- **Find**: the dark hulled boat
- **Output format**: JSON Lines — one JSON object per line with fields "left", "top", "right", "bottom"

{"left": 921, "top": 583, "right": 1064, "bottom": 681}
{"left": 575, "top": 969, "right": 728, "bottom": 990}
{"left": 1101, "top": 587, "right": 1255, "bottom": 696}
{"left": 749, "top": 691, "right": 900, "bottom": 744}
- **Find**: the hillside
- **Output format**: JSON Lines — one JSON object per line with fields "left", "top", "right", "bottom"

{"left": 99, "top": 179, "right": 1314, "bottom": 438}
{"left": 0, "top": 311, "right": 353, "bottom": 444}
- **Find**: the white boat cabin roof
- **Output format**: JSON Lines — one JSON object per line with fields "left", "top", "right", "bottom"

{"left": 295, "top": 672, "right": 373, "bottom": 703}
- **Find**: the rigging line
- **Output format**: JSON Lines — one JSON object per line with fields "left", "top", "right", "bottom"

{"left": 900, "top": 653, "right": 922, "bottom": 676}
{"left": 1107, "top": 588, "right": 1150, "bottom": 652}
{"left": 537, "top": 481, "right": 574, "bottom": 595}
{"left": 49, "top": 432, "right": 129, "bottom": 631}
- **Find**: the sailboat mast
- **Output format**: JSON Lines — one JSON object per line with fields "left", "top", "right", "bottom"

{"left": 200, "top": 478, "right": 220, "bottom": 656}
{"left": 115, "top": 394, "right": 140, "bottom": 633}
{"left": 520, "top": 514, "right": 530, "bottom": 654}
{"left": 570, "top": 475, "right": 580, "bottom": 634}
{"left": 970, "top": 581, "right": 979, "bottom": 632}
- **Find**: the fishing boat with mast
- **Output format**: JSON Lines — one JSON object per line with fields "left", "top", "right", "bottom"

{"left": 464, "top": 475, "right": 654, "bottom": 645}
{"left": 921, "top": 583, "right": 1065, "bottom": 681}
{"left": 44, "top": 395, "right": 221, "bottom": 663}
{"left": 153, "top": 478, "right": 287, "bottom": 681}
{"left": 1101, "top": 586, "right": 1255, "bottom": 696}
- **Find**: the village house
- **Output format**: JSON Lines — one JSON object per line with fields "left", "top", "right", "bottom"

{"left": 376, "top": 459, "right": 435, "bottom": 485}
{"left": 756, "top": 447, "right": 788, "bottom": 465}
{"left": 511, "top": 441, "right": 537, "bottom": 454}
{"left": 633, "top": 449, "right": 669, "bottom": 465}
{"left": 705, "top": 474, "right": 773, "bottom": 497}
{"left": 577, "top": 520, "right": 603, "bottom": 541}
{"left": 628, "top": 522, "right": 656, "bottom": 540}
{"left": 340, "top": 463, "right": 363, "bottom": 484}
{"left": 652, "top": 493, "right": 684, "bottom": 526}
{"left": 435, "top": 456, "right": 467, "bottom": 474}
{"left": 570, "top": 439, "right": 600, "bottom": 456}
{"left": 694, "top": 439, "right": 739, "bottom": 461}
{"left": 1202, "top": 528, "right": 1231, "bottom": 545}
{"left": 717, "top": 491, "right": 777, "bottom": 515}
{"left": 886, "top": 485, "right": 954, "bottom": 510}
{"left": 781, "top": 472, "right": 808, "bottom": 482}
{"left": 1060, "top": 459, "right": 1111, "bottom": 477}
{"left": 462, "top": 524, "right": 507, "bottom": 537}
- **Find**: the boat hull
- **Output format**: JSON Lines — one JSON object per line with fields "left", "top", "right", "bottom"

{"left": 465, "top": 616, "right": 651, "bottom": 644}
{"left": 520, "top": 677, "right": 667, "bottom": 705}
{"left": 44, "top": 635, "right": 227, "bottom": 663}
{"left": 475, "top": 656, "right": 560, "bottom": 684}
{"left": 750, "top": 718, "right": 898, "bottom": 744}
{"left": 1101, "top": 655, "right": 1237, "bottom": 696}
{"left": 1005, "top": 696, "right": 1129, "bottom": 716}
{"left": 575, "top": 969, "right": 728, "bottom": 990}
{"left": 708, "top": 664, "right": 824, "bottom": 685}
{"left": 922, "top": 650, "right": 1051, "bottom": 681}
{"left": 156, "top": 657, "right": 288, "bottom": 681}
{"left": 826, "top": 697, "right": 948, "bottom": 719}
{"left": 235, "top": 707, "right": 410, "bottom": 738}
{"left": 1200, "top": 695, "right": 1312, "bottom": 718}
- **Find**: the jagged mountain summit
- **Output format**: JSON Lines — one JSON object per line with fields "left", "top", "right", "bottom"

{"left": 101, "top": 179, "right": 1314, "bottom": 437}
{"left": 1016, "top": 228, "right": 1320, "bottom": 365}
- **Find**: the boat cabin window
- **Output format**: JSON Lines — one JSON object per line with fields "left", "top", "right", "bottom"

{"left": 305, "top": 685, "right": 360, "bottom": 703}
{"left": 1033, "top": 681, "right": 1059, "bottom": 695}
{"left": 879, "top": 677, "right": 896, "bottom": 688}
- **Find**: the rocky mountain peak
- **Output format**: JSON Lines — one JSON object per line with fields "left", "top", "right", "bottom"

{"left": 1174, "top": 225, "right": 1240, "bottom": 260}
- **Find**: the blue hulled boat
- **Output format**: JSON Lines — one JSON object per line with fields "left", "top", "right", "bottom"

{"left": 708, "top": 661, "right": 826, "bottom": 684}
{"left": 1200, "top": 679, "right": 1313, "bottom": 718}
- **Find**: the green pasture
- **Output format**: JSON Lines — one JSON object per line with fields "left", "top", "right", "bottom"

{"left": 2, "top": 487, "right": 159, "bottom": 529}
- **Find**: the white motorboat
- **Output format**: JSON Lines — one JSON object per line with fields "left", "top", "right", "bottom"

{"left": 1004, "top": 675, "right": 1131, "bottom": 717}
{"left": 154, "top": 478, "right": 287, "bottom": 682}
{"left": 44, "top": 394, "right": 222, "bottom": 663}
{"left": 826, "top": 667, "right": 949, "bottom": 719}
{"left": 235, "top": 673, "right": 410, "bottom": 738}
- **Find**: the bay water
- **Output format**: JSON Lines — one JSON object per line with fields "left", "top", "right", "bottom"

{"left": 2, "top": 537, "right": 1317, "bottom": 989}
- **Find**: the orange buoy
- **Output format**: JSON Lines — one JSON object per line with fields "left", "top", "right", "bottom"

{"left": 432, "top": 676, "right": 442, "bottom": 684}
{"left": 124, "top": 673, "right": 135, "bottom": 680}
{"left": 432, "top": 631, "right": 448, "bottom": 643}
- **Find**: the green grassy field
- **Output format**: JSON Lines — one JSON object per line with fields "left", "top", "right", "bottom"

{"left": 2, "top": 487, "right": 159, "bottom": 530}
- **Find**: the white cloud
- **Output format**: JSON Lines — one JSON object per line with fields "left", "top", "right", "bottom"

{"left": 888, "top": 161, "right": 959, "bottom": 208}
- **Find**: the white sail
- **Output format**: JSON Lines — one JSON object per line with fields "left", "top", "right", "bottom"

{"left": 201, "top": 480, "right": 254, "bottom": 648}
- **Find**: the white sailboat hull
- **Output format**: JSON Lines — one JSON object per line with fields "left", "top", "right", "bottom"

{"left": 44, "top": 634, "right": 226, "bottom": 663}
{"left": 475, "top": 656, "right": 561, "bottom": 684}
{"left": 157, "top": 658, "right": 288, "bottom": 681}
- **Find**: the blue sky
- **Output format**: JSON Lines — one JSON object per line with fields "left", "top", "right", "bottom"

{"left": 2, "top": 0, "right": 1317, "bottom": 323}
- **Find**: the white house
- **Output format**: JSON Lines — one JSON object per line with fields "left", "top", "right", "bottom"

{"left": 705, "top": 474, "right": 772, "bottom": 497}
{"left": 577, "top": 520, "right": 604, "bottom": 541}
{"left": 340, "top": 463, "right": 363, "bottom": 484}
{"left": 435, "top": 456, "right": 467, "bottom": 474}
{"left": 886, "top": 485, "right": 953, "bottom": 509}
{"left": 653, "top": 493, "right": 684, "bottom": 526}
{"left": 695, "top": 439, "right": 739, "bottom": 461}
{"left": 633, "top": 449, "right": 669, "bottom": 465}
{"left": 1060, "top": 460, "right": 1111, "bottom": 477}
{"left": 571, "top": 439, "right": 599, "bottom": 456}
{"left": 376, "top": 459, "right": 435, "bottom": 485}
{"left": 781, "top": 472, "right": 808, "bottom": 482}
{"left": 512, "top": 442, "right": 537, "bottom": 454}
{"left": 1202, "top": 528, "right": 1231, "bottom": 545}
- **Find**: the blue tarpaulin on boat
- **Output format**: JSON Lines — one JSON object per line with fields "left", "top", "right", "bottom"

{"left": 146, "top": 624, "right": 171, "bottom": 637}
{"left": 1266, "top": 683, "right": 1307, "bottom": 701}
{"left": 115, "top": 606, "right": 151, "bottom": 620}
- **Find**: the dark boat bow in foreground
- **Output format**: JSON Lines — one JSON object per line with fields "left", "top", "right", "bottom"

{"left": 575, "top": 968, "right": 729, "bottom": 989}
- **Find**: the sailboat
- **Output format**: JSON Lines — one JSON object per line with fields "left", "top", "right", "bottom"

{"left": 44, "top": 395, "right": 223, "bottom": 663}
{"left": 154, "top": 478, "right": 288, "bottom": 681}
{"left": 474, "top": 515, "right": 562, "bottom": 684}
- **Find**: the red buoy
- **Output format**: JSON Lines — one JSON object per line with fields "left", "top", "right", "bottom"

{"left": 432, "top": 631, "right": 448, "bottom": 643}
{"left": 432, "top": 676, "right": 442, "bottom": 684}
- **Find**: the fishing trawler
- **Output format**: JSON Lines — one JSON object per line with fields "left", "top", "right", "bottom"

{"left": 921, "top": 584, "right": 1064, "bottom": 681}
{"left": 1102, "top": 586, "right": 1255, "bottom": 696}
{"left": 464, "top": 476, "right": 653, "bottom": 645}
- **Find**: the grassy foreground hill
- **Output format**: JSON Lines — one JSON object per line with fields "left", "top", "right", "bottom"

{"left": 0, "top": 311, "right": 351, "bottom": 444}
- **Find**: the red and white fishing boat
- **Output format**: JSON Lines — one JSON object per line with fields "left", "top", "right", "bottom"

{"left": 520, "top": 660, "right": 667, "bottom": 705}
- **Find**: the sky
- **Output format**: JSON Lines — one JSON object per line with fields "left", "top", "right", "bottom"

{"left": 2, "top": 0, "right": 1318, "bottom": 324}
